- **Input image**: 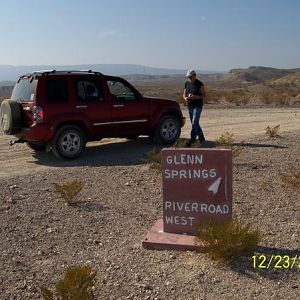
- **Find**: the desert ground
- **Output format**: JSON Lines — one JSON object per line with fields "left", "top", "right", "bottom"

{"left": 0, "top": 107, "right": 299, "bottom": 178}
{"left": 0, "top": 107, "right": 299, "bottom": 299}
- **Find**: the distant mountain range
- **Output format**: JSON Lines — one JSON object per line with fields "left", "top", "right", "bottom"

{"left": 210, "top": 66, "right": 300, "bottom": 89}
{"left": 0, "top": 64, "right": 217, "bottom": 81}
{"left": 1, "top": 65, "right": 300, "bottom": 91}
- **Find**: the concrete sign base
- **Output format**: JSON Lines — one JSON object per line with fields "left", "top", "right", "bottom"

{"left": 142, "top": 219, "right": 205, "bottom": 251}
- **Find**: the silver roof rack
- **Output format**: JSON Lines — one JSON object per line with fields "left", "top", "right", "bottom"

{"left": 20, "top": 69, "right": 103, "bottom": 78}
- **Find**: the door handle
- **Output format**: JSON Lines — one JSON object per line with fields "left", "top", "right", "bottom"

{"left": 113, "top": 104, "right": 125, "bottom": 108}
{"left": 76, "top": 105, "right": 87, "bottom": 108}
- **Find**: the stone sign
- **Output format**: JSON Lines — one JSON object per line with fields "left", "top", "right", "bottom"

{"left": 162, "top": 148, "right": 232, "bottom": 235}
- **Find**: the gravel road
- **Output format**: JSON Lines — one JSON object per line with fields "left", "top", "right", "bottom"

{"left": 0, "top": 107, "right": 299, "bottom": 299}
{"left": 0, "top": 107, "right": 299, "bottom": 178}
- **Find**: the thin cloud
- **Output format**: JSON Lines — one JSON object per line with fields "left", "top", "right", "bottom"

{"left": 201, "top": 16, "right": 206, "bottom": 21}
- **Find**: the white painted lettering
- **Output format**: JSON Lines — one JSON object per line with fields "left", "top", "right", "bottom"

{"left": 195, "top": 155, "right": 203, "bottom": 164}
{"left": 202, "top": 169, "right": 208, "bottom": 179}
{"left": 177, "top": 202, "right": 184, "bottom": 211}
{"left": 164, "top": 169, "right": 171, "bottom": 179}
{"left": 191, "top": 203, "right": 198, "bottom": 212}
{"left": 180, "top": 170, "right": 187, "bottom": 179}
{"left": 216, "top": 205, "right": 223, "bottom": 214}
{"left": 184, "top": 203, "right": 190, "bottom": 212}
{"left": 201, "top": 204, "right": 208, "bottom": 212}
{"left": 165, "top": 201, "right": 172, "bottom": 211}
{"left": 181, "top": 217, "right": 188, "bottom": 225}
{"left": 223, "top": 205, "right": 229, "bottom": 214}
{"left": 188, "top": 217, "right": 195, "bottom": 225}
{"left": 210, "top": 169, "right": 217, "bottom": 178}
{"left": 165, "top": 216, "right": 173, "bottom": 224}
{"left": 208, "top": 205, "right": 216, "bottom": 213}
{"left": 171, "top": 170, "right": 179, "bottom": 178}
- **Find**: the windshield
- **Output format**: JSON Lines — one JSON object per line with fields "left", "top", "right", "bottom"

{"left": 11, "top": 78, "right": 37, "bottom": 102}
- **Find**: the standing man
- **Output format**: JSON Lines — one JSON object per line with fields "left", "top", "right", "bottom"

{"left": 183, "top": 69, "right": 206, "bottom": 146}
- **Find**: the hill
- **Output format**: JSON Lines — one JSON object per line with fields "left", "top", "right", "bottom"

{"left": 0, "top": 64, "right": 217, "bottom": 81}
{"left": 266, "top": 71, "right": 300, "bottom": 90}
{"left": 219, "top": 66, "right": 300, "bottom": 88}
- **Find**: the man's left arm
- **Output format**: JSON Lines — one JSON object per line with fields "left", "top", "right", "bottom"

{"left": 200, "top": 85, "right": 206, "bottom": 99}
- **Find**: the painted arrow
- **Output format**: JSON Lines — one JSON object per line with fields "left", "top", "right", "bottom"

{"left": 208, "top": 177, "right": 222, "bottom": 195}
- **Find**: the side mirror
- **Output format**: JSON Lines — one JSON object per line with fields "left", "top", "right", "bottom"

{"left": 136, "top": 92, "right": 143, "bottom": 100}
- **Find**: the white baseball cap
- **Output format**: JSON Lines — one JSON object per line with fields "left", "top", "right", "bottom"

{"left": 186, "top": 69, "right": 196, "bottom": 77}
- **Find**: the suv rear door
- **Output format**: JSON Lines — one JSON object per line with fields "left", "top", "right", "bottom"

{"left": 106, "top": 77, "right": 150, "bottom": 134}
{"left": 73, "top": 77, "right": 112, "bottom": 138}
{"left": 10, "top": 77, "right": 37, "bottom": 128}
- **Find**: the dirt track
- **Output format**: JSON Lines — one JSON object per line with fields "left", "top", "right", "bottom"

{"left": 0, "top": 107, "right": 299, "bottom": 178}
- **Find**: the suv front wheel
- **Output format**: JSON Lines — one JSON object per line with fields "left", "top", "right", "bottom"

{"left": 52, "top": 125, "right": 86, "bottom": 160}
{"left": 154, "top": 115, "right": 181, "bottom": 145}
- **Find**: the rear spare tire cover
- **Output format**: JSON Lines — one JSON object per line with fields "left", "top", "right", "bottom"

{"left": 0, "top": 99, "right": 23, "bottom": 135}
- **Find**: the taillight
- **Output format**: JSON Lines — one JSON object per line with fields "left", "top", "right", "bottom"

{"left": 33, "top": 106, "right": 43, "bottom": 123}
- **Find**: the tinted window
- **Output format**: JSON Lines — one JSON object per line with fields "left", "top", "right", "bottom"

{"left": 11, "top": 78, "right": 37, "bottom": 102}
{"left": 76, "top": 80, "right": 103, "bottom": 103}
{"left": 107, "top": 80, "right": 136, "bottom": 101}
{"left": 46, "top": 79, "right": 68, "bottom": 103}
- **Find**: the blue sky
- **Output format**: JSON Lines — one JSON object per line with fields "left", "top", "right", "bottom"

{"left": 0, "top": 0, "right": 299, "bottom": 71}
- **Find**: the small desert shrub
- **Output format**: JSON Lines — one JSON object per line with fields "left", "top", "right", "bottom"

{"left": 281, "top": 168, "right": 300, "bottom": 188}
{"left": 231, "top": 147, "right": 244, "bottom": 158}
{"left": 145, "top": 148, "right": 161, "bottom": 171}
{"left": 41, "top": 265, "right": 96, "bottom": 300}
{"left": 173, "top": 138, "right": 201, "bottom": 148}
{"left": 265, "top": 124, "right": 281, "bottom": 138}
{"left": 194, "top": 219, "right": 261, "bottom": 263}
{"left": 54, "top": 181, "right": 83, "bottom": 205}
{"left": 215, "top": 132, "right": 244, "bottom": 157}
{"left": 215, "top": 132, "right": 235, "bottom": 146}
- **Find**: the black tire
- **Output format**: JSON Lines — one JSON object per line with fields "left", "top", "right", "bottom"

{"left": 154, "top": 115, "right": 181, "bottom": 145}
{"left": 0, "top": 99, "right": 23, "bottom": 135}
{"left": 52, "top": 125, "right": 86, "bottom": 160}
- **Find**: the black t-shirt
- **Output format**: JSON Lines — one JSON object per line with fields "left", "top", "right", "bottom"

{"left": 185, "top": 79, "right": 204, "bottom": 107}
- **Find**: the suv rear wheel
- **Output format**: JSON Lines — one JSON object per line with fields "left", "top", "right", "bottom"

{"left": 26, "top": 142, "right": 46, "bottom": 152}
{"left": 0, "top": 100, "right": 23, "bottom": 135}
{"left": 52, "top": 125, "right": 86, "bottom": 160}
{"left": 154, "top": 115, "right": 181, "bottom": 145}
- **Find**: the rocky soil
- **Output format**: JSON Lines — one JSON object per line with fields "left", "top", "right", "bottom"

{"left": 0, "top": 110, "right": 299, "bottom": 299}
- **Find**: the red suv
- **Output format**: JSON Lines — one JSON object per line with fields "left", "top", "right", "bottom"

{"left": 0, "top": 70, "right": 185, "bottom": 159}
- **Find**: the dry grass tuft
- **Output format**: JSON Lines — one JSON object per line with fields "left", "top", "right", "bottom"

{"left": 215, "top": 132, "right": 244, "bottom": 157}
{"left": 265, "top": 125, "right": 281, "bottom": 138}
{"left": 145, "top": 149, "right": 161, "bottom": 171}
{"left": 54, "top": 181, "right": 83, "bottom": 205}
{"left": 194, "top": 219, "right": 261, "bottom": 264}
{"left": 215, "top": 132, "right": 235, "bottom": 146}
{"left": 172, "top": 138, "right": 201, "bottom": 148}
{"left": 41, "top": 265, "right": 96, "bottom": 300}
